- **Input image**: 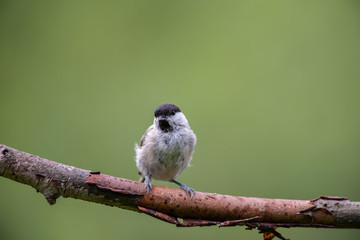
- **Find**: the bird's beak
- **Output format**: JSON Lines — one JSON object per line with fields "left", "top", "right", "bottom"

{"left": 158, "top": 115, "right": 166, "bottom": 121}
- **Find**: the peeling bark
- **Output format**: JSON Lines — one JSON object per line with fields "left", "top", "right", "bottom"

{"left": 1, "top": 144, "right": 359, "bottom": 230}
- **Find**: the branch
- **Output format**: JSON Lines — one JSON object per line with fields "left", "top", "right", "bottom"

{"left": 1, "top": 144, "right": 359, "bottom": 235}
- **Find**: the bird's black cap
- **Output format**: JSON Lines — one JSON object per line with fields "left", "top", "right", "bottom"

{"left": 154, "top": 104, "right": 181, "bottom": 117}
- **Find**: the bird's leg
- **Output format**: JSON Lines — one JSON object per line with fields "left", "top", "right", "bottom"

{"left": 144, "top": 175, "right": 152, "bottom": 194}
{"left": 172, "top": 179, "right": 194, "bottom": 198}
{"left": 138, "top": 171, "right": 145, "bottom": 182}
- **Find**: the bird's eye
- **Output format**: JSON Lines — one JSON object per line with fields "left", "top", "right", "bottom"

{"left": 172, "top": 110, "right": 176, "bottom": 115}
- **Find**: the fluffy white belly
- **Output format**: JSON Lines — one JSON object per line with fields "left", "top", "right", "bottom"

{"left": 135, "top": 126, "right": 195, "bottom": 182}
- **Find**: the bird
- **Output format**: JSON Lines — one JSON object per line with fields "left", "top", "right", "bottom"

{"left": 135, "top": 103, "right": 197, "bottom": 197}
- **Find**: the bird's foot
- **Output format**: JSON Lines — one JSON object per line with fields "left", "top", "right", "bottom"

{"left": 172, "top": 179, "right": 195, "bottom": 198}
{"left": 144, "top": 175, "right": 152, "bottom": 194}
{"left": 180, "top": 184, "right": 195, "bottom": 199}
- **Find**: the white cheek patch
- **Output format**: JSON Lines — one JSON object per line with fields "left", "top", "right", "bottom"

{"left": 170, "top": 112, "right": 189, "bottom": 127}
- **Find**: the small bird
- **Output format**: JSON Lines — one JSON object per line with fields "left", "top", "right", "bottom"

{"left": 135, "top": 103, "right": 197, "bottom": 197}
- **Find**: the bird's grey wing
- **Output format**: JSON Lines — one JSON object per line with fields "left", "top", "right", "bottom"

{"left": 139, "top": 125, "right": 154, "bottom": 147}
{"left": 137, "top": 125, "right": 154, "bottom": 181}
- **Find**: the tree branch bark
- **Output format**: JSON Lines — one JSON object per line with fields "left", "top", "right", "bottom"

{"left": 1, "top": 144, "right": 359, "bottom": 232}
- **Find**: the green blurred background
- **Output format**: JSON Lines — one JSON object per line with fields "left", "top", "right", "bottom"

{"left": 1, "top": 1, "right": 359, "bottom": 239}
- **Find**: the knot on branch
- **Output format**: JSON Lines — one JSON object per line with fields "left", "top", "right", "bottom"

{"left": 35, "top": 173, "right": 61, "bottom": 205}
{"left": 0, "top": 144, "right": 16, "bottom": 176}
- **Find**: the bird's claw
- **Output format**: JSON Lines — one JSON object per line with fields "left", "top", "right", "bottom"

{"left": 181, "top": 185, "right": 195, "bottom": 198}
{"left": 172, "top": 179, "right": 195, "bottom": 198}
{"left": 144, "top": 176, "right": 152, "bottom": 194}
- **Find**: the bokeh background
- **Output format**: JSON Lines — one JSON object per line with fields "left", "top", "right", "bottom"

{"left": 1, "top": 1, "right": 359, "bottom": 239}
